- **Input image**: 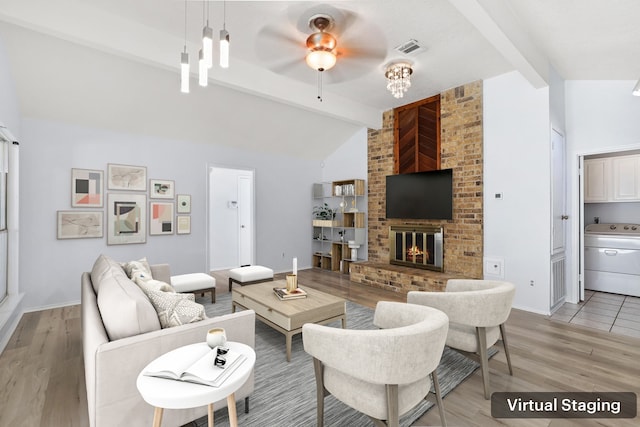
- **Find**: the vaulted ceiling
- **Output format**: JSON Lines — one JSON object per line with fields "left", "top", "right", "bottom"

{"left": 1, "top": 1, "right": 639, "bottom": 158}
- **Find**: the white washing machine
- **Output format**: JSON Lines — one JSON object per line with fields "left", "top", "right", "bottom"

{"left": 584, "top": 223, "right": 640, "bottom": 297}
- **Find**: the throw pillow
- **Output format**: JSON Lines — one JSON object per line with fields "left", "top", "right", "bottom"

{"left": 132, "top": 275, "right": 175, "bottom": 293}
{"left": 122, "top": 257, "right": 152, "bottom": 279}
{"left": 138, "top": 282, "right": 207, "bottom": 328}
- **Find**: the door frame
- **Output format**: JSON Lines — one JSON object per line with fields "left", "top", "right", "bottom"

{"left": 206, "top": 164, "right": 256, "bottom": 272}
{"left": 571, "top": 144, "right": 640, "bottom": 304}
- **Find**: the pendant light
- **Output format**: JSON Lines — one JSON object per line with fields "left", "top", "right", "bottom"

{"left": 219, "top": 1, "right": 230, "bottom": 68}
{"left": 199, "top": 49, "right": 208, "bottom": 87}
{"left": 180, "top": 0, "right": 189, "bottom": 93}
{"left": 202, "top": 1, "right": 213, "bottom": 68}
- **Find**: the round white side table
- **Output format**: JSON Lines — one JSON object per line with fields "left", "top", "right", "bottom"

{"left": 136, "top": 341, "right": 256, "bottom": 427}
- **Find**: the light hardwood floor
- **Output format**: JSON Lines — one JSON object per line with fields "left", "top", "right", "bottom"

{"left": 1, "top": 269, "right": 639, "bottom": 427}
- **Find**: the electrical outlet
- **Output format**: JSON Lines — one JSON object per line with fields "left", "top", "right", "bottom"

{"left": 282, "top": 252, "right": 285, "bottom": 258}
{"left": 530, "top": 280, "right": 534, "bottom": 286}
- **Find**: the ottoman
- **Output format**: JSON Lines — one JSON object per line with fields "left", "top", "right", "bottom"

{"left": 171, "top": 273, "right": 216, "bottom": 303}
{"left": 228, "top": 265, "right": 274, "bottom": 291}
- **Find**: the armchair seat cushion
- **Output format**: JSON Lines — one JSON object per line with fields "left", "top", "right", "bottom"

{"left": 324, "top": 366, "right": 430, "bottom": 420}
{"left": 446, "top": 323, "right": 500, "bottom": 353}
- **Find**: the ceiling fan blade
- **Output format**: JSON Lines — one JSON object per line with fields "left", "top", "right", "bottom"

{"left": 255, "top": 24, "right": 303, "bottom": 63}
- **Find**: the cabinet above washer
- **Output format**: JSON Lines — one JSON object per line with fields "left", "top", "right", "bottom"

{"left": 584, "top": 155, "right": 640, "bottom": 203}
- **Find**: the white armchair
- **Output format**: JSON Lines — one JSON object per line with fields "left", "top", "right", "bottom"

{"left": 407, "top": 279, "right": 515, "bottom": 399}
{"left": 302, "top": 301, "right": 449, "bottom": 427}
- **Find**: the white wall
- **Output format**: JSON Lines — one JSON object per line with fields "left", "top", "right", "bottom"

{"left": 321, "top": 128, "right": 369, "bottom": 260}
{"left": 0, "top": 39, "right": 19, "bottom": 134}
{"left": 483, "top": 71, "right": 552, "bottom": 314}
{"left": 20, "top": 118, "right": 322, "bottom": 310}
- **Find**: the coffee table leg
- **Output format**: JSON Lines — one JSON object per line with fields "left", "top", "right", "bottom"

{"left": 208, "top": 403, "right": 214, "bottom": 427}
{"left": 341, "top": 315, "right": 346, "bottom": 329}
{"left": 285, "top": 333, "right": 292, "bottom": 362}
{"left": 227, "top": 393, "right": 238, "bottom": 427}
{"left": 152, "top": 407, "right": 163, "bottom": 427}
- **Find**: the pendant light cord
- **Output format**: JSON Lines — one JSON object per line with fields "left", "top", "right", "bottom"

{"left": 223, "top": 0, "right": 227, "bottom": 31}
{"left": 183, "top": 0, "right": 187, "bottom": 53}
{"left": 317, "top": 70, "right": 323, "bottom": 102}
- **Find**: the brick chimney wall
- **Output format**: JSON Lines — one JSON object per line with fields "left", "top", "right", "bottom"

{"left": 366, "top": 81, "right": 483, "bottom": 279}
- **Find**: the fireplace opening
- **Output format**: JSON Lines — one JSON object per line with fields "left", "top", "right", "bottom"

{"left": 389, "top": 225, "right": 443, "bottom": 271}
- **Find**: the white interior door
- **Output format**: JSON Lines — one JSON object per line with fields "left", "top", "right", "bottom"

{"left": 550, "top": 129, "right": 568, "bottom": 310}
{"left": 552, "top": 129, "right": 567, "bottom": 254}
{"left": 578, "top": 156, "right": 585, "bottom": 301}
{"left": 209, "top": 167, "right": 255, "bottom": 270}
{"left": 238, "top": 175, "right": 253, "bottom": 266}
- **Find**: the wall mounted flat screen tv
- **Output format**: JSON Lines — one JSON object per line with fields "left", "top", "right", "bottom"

{"left": 385, "top": 169, "right": 453, "bottom": 220}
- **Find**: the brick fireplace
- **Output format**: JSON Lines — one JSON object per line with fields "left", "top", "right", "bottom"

{"left": 350, "top": 81, "right": 484, "bottom": 293}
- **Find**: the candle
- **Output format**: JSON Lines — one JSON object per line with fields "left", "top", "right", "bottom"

{"left": 293, "top": 257, "right": 297, "bottom": 276}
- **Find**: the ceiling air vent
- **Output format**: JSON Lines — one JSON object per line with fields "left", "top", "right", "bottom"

{"left": 394, "top": 39, "right": 424, "bottom": 55}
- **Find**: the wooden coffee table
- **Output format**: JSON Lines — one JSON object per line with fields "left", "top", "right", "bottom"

{"left": 231, "top": 280, "right": 346, "bottom": 361}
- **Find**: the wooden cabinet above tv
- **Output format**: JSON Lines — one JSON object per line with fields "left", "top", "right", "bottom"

{"left": 393, "top": 94, "right": 441, "bottom": 174}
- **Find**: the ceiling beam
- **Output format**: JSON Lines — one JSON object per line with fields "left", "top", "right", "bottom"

{"left": 447, "top": 0, "right": 548, "bottom": 89}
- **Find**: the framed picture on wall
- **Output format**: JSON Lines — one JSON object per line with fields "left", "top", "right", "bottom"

{"left": 149, "top": 202, "right": 174, "bottom": 235}
{"left": 107, "top": 164, "right": 147, "bottom": 191}
{"left": 71, "top": 168, "right": 104, "bottom": 207}
{"left": 176, "top": 194, "right": 191, "bottom": 213}
{"left": 107, "top": 193, "right": 146, "bottom": 245}
{"left": 150, "top": 179, "right": 175, "bottom": 199}
{"left": 176, "top": 215, "right": 191, "bottom": 235}
{"left": 57, "top": 211, "right": 103, "bottom": 239}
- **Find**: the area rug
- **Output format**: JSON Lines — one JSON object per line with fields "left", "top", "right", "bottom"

{"left": 189, "top": 292, "right": 493, "bottom": 427}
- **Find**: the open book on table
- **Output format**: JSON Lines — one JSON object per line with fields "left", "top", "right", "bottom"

{"left": 143, "top": 345, "right": 247, "bottom": 387}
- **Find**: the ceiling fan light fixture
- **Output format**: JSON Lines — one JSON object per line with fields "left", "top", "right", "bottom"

{"left": 633, "top": 79, "right": 640, "bottom": 96}
{"left": 385, "top": 62, "right": 413, "bottom": 98}
{"left": 305, "top": 15, "right": 337, "bottom": 72}
{"left": 306, "top": 49, "right": 336, "bottom": 71}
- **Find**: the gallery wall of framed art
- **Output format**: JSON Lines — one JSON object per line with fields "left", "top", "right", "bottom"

{"left": 58, "top": 163, "right": 192, "bottom": 244}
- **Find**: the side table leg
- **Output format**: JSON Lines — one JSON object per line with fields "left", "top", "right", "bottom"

{"left": 152, "top": 407, "right": 163, "bottom": 427}
{"left": 227, "top": 393, "right": 238, "bottom": 427}
{"left": 208, "top": 403, "right": 214, "bottom": 427}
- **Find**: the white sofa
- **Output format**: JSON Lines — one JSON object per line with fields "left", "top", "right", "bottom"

{"left": 81, "top": 254, "right": 255, "bottom": 427}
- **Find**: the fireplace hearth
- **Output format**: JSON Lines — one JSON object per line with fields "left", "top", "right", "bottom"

{"left": 389, "top": 225, "right": 443, "bottom": 271}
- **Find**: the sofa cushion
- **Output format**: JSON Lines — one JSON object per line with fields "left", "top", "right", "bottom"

{"left": 137, "top": 282, "right": 207, "bottom": 328}
{"left": 90, "top": 254, "right": 124, "bottom": 294}
{"left": 97, "top": 266, "right": 161, "bottom": 340}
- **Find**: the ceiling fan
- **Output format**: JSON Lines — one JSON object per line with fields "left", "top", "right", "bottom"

{"left": 255, "top": 4, "right": 387, "bottom": 99}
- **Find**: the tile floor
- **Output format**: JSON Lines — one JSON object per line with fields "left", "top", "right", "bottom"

{"left": 551, "top": 290, "right": 640, "bottom": 339}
